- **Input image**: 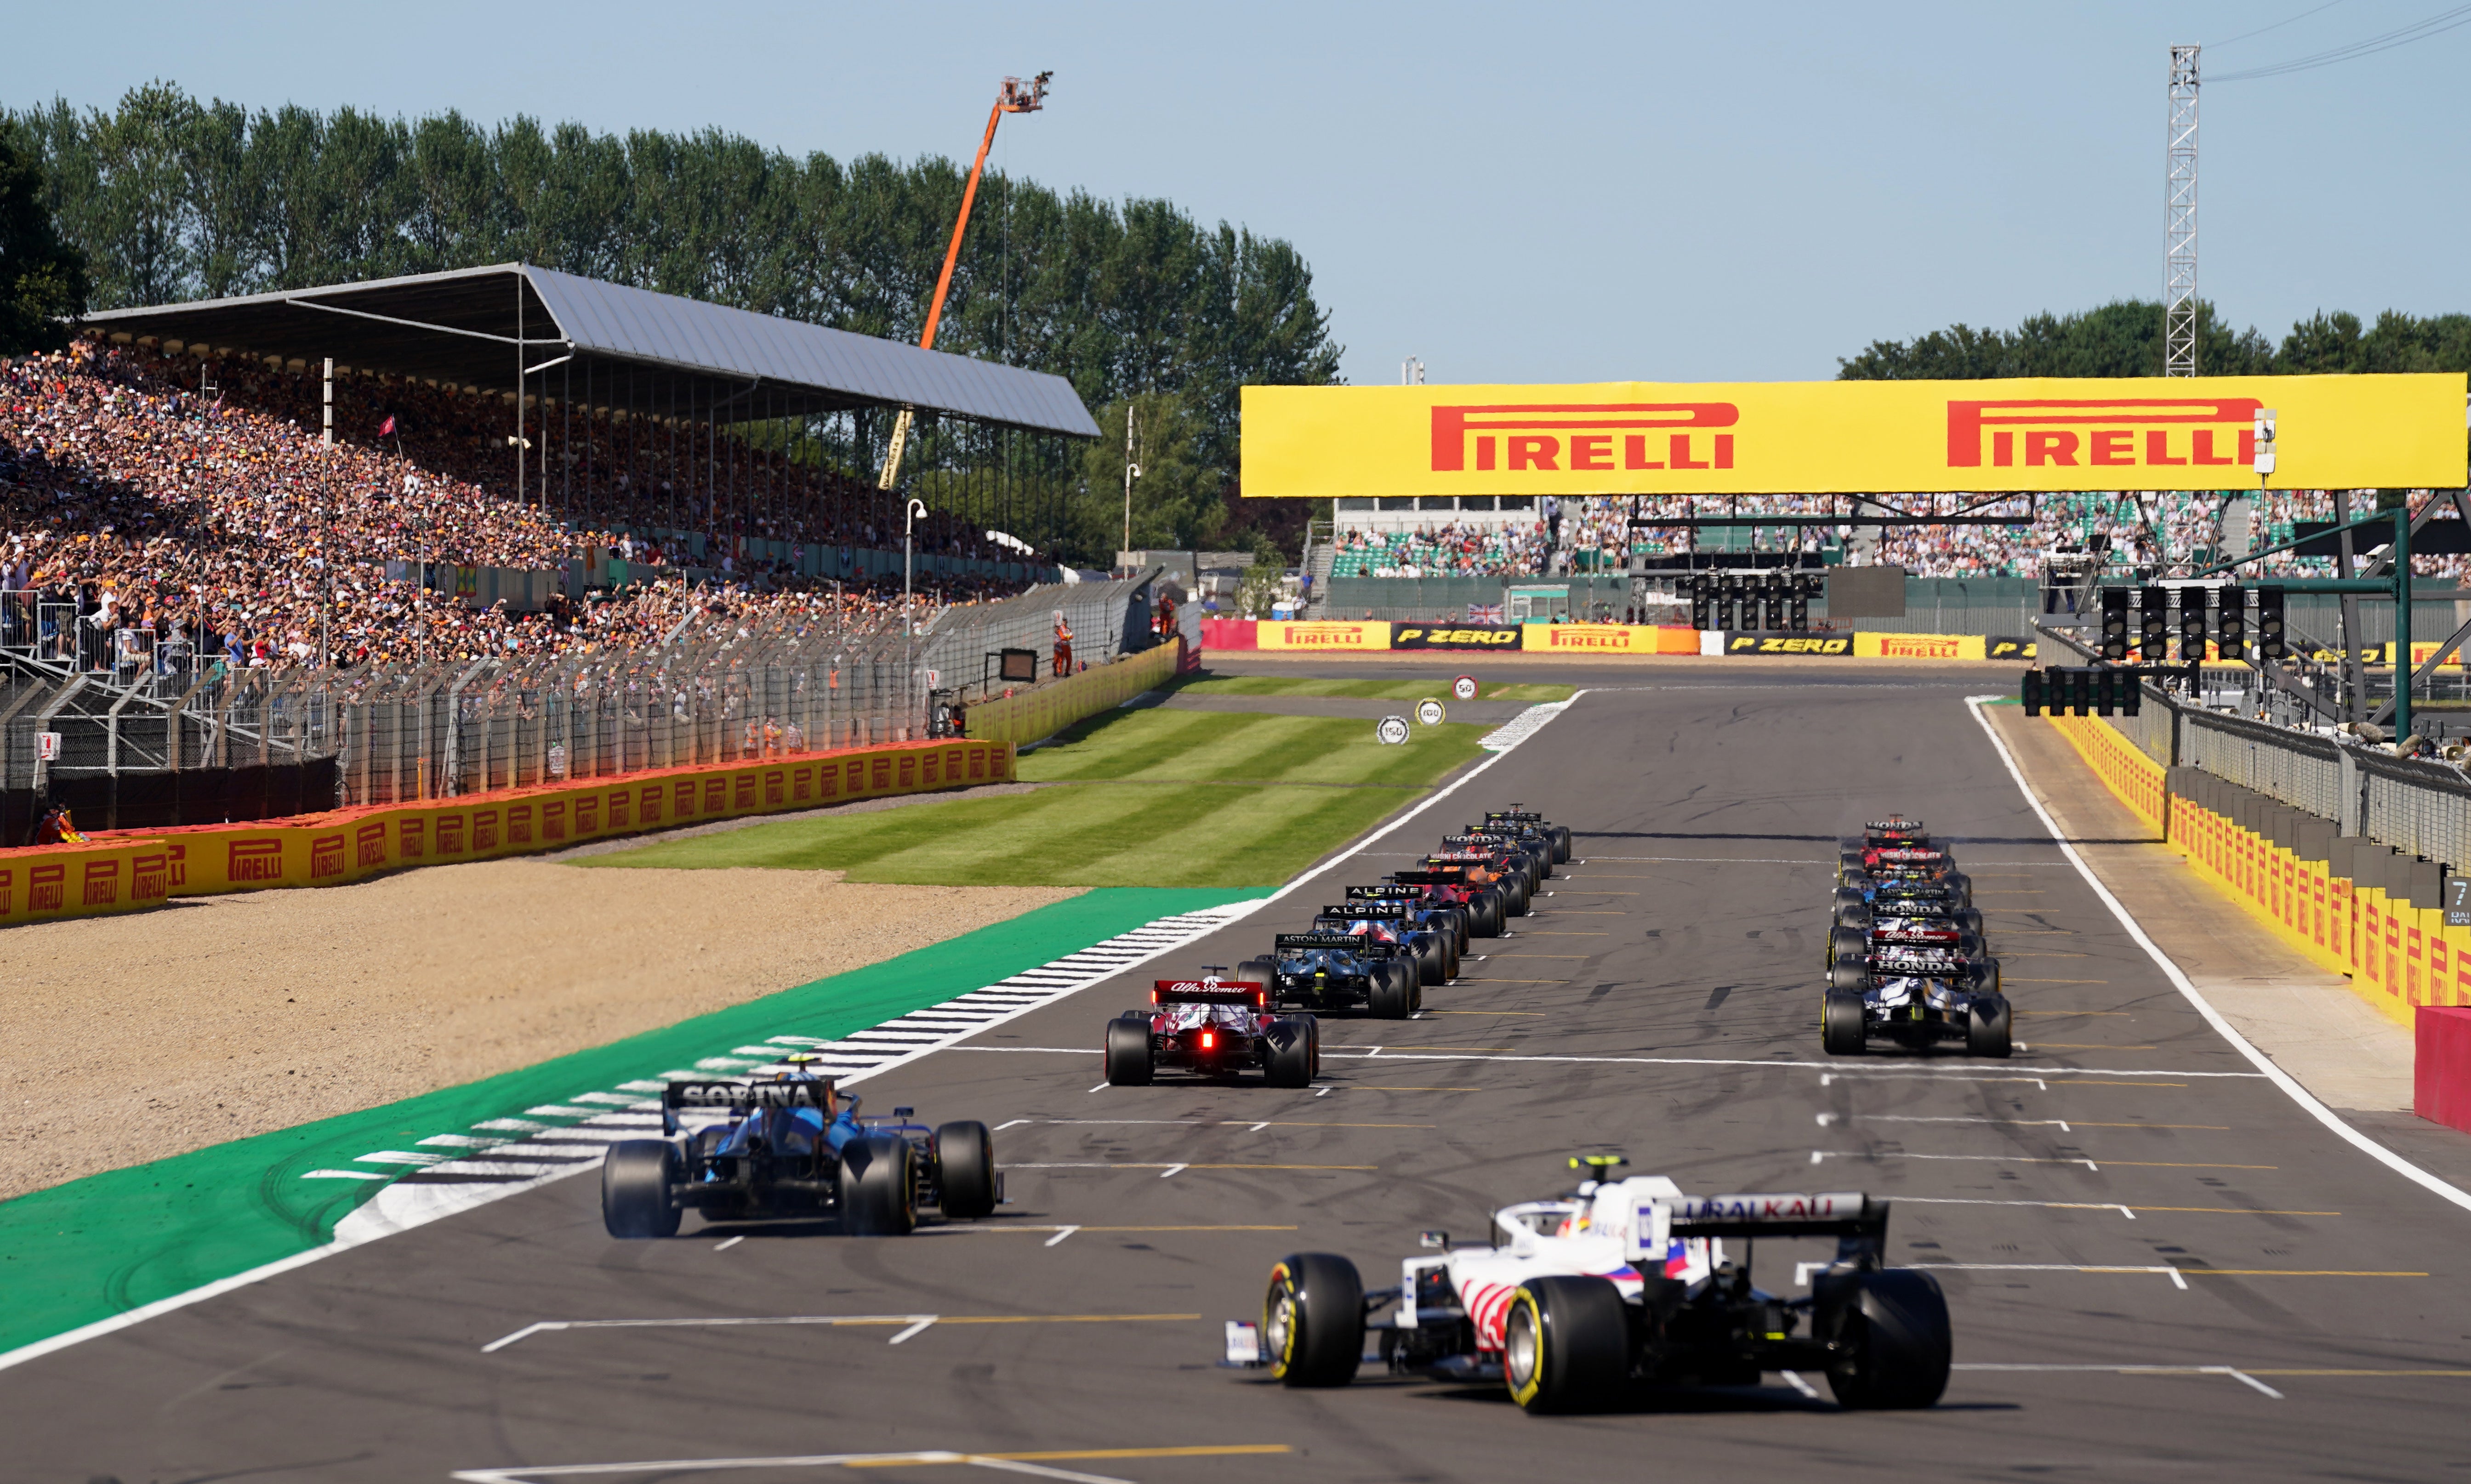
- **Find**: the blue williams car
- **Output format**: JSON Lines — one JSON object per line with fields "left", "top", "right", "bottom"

{"left": 601, "top": 1058, "right": 999, "bottom": 1239}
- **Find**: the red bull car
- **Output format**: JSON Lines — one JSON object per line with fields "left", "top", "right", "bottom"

{"left": 1105, "top": 971, "right": 1320, "bottom": 1087}
{"left": 1479, "top": 807, "right": 1574, "bottom": 865}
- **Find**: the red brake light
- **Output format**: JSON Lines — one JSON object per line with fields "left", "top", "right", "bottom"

{"left": 1150, "top": 989, "right": 1160, "bottom": 1004}
{"left": 1200, "top": 1030, "right": 1215, "bottom": 1048}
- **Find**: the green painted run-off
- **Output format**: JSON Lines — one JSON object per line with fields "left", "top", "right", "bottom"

{"left": 0, "top": 887, "right": 1254, "bottom": 1359}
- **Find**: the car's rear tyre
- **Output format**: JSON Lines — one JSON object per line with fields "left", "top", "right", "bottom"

{"left": 1833, "top": 901, "right": 1872, "bottom": 931}
{"left": 1502, "top": 875, "right": 1532, "bottom": 917}
{"left": 1412, "top": 932, "right": 1447, "bottom": 986}
{"left": 1818, "top": 1269, "right": 1952, "bottom": 1409}
{"left": 1971, "top": 956, "right": 2001, "bottom": 998}
{"left": 1826, "top": 959, "right": 1869, "bottom": 994}
{"left": 1265, "top": 1020, "right": 1314, "bottom": 1088}
{"left": 1838, "top": 850, "right": 1867, "bottom": 879}
{"left": 1503, "top": 1275, "right": 1631, "bottom": 1413}
{"left": 1955, "top": 907, "right": 1985, "bottom": 935}
{"left": 1967, "top": 994, "right": 2013, "bottom": 1058}
{"left": 1822, "top": 989, "right": 1868, "bottom": 1055}
{"left": 1827, "top": 926, "right": 1867, "bottom": 967}
{"left": 1549, "top": 824, "right": 1572, "bottom": 863}
{"left": 1104, "top": 1017, "right": 1154, "bottom": 1086}
{"left": 838, "top": 1134, "right": 916, "bottom": 1236}
{"left": 1438, "top": 907, "right": 1469, "bottom": 952}
{"left": 1471, "top": 891, "right": 1505, "bottom": 937}
{"left": 934, "top": 1121, "right": 996, "bottom": 1219}
{"left": 1370, "top": 962, "right": 1412, "bottom": 1019}
{"left": 1941, "top": 872, "right": 1972, "bottom": 907}
{"left": 1265, "top": 1252, "right": 1363, "bottom": 1387}
{"left": 601, "top": 1139, "right": 681, "bottom": 1239}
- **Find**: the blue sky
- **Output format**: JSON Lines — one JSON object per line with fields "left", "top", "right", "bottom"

{"left": 8, "top": 1, "right": 2465, "bottom": 385}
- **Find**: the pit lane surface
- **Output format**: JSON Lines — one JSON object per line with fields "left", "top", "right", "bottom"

{"left": 16, "top": 666, "right": 2471, "bottom": 1483}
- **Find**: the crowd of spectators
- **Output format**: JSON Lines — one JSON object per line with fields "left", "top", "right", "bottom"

{"left": 0, "top": 338, "right": 1052, "bottom": 677}
{"left": 1337, "top": 490, "right": 2471, "bottom": 584}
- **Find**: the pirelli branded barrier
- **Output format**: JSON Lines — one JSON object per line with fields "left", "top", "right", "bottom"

{"left": 1216, "top": 620, "right": 2033, "bottom": 660}
{"left": 964, "top": 640, "right": 1184, "bottom": 745}
{"left": 2050, "top": 710, "right": 2471, "bottom": 1028}
{"left": 0, "top": 739, "right": 1014, "bottom": 927}
{"left": 1389, "top": 623, "right": 1524, "bottom": 651}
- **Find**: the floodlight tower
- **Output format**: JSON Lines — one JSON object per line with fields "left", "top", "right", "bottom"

{"left": 2165, "top": 45, "right": 2199, "bottom": 377}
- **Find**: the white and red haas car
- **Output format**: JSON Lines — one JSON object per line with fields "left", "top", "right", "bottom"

{"left": 1104, "top": 969, "right": 1321, "bottom": 1088}
{"left": 1241, "top": 1154, "right": 1950, "bottom": 1413}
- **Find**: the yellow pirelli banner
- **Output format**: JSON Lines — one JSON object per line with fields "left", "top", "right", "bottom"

{"left": 1854, "top": 631, "right": 1987, "bottom": 660}
{"left": 1241, "top": 375, "right": 2465, "bottom": 496}
{"left": 1257, "top": 620, "right": 1392, "bottom": 650}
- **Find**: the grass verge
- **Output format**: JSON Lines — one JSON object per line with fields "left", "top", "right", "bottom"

{"left": 1178, "top": 675, "right": 1575, "bottom": 703}
{"left": 580, "top": 709, "right": 1489, "bottom": 885}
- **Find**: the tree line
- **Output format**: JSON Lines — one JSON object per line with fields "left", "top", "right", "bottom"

{"left": 1838, "top": 298, "right": 2471, "bottom": 379}
{"left": 0, "top": 82, "right": 1346, "bottom": 559}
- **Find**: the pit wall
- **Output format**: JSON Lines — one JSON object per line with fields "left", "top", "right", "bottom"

{"left": 962, "top": 640, "right": 1184, "bottom": 746}
{"left": 0, "top": 738, "right": 1015, "bottom": 928}
{"left": 2048, "top": 711, "right": 2465, "bottom": 1027}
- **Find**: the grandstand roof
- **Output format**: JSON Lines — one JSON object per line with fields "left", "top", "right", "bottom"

{"left": 80, "top": 263, "right": 1101, "bottom": 438}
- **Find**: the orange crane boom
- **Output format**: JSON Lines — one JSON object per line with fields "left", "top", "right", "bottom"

{"left": 879, "top": 72, "right": 1051, "bottom": 491}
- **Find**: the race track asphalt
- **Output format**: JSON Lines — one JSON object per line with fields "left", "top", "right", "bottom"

{"left": 14, "top": 663, "right": 2470, "bottom": 1483}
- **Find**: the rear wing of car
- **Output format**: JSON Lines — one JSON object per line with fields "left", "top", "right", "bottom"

{"left": 664, "top": 1078, "right": 834, "bottom": 1111}
{"left": 1386, "top": 869, "right": 1468, "bottom": 886}
{"left": 1152, "top": 979, "right": 1267, "bottom": 1006}
{"left": 1347, "top": 884, "right": 1423, "bottom": 900}
{"left": 1322, "top": 902, "right": 1407, "bottom": 919}
{"left": 1483, "top": 810, "right": 1545, "bottom": 825}
{"left": 1668, "top": 1192, "right": 1888, "bottom": 1240}
{"left": 661, "top": 1076, "right": 832, "bottom": 1134}
{"left": 1865, "top": 948, "right": 1966, "bottom": 977}
{"left": 1868, "top": 847, "right": 1949, "bottom": 866}
{"left": 1274, "top": 933, "right": 1396, "bottom": 957}
{"left": 1423, "top": 852, "right": 1492, "bottom": 866}
{"left": 1440, "top": 832, "right": 1516, "bottom": 848}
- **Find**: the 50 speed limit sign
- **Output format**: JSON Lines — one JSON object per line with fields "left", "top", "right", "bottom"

{"left": 1376, "top": 715, "right": 1411, "bottom": 745}
{"left": 1452, "top": 675, "right": 1478, "bottom": 701}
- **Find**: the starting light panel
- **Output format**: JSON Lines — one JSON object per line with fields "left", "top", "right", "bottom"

{"left": 2100, "top": 588, "right": 2130, "bottom": 661}
{"left": 2216, "top": 586, "right": 2247, "bottom": 658}
{"left": 2138, "top": 586, "right": 2169, "bottom": 659}
{"left": 2178, "top": 587, "right": 2210, "bottom": 661}
{"left": 2256, "top": 585, "right": 2287, "bottom": 658}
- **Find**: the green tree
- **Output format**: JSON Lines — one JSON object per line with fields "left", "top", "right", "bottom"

{"left": 0, "top": 131, "right": 88, "bottom": 352}
{"left": 1072, "top": 392, "right": 1218, "bottom": 554}
{"left": 1841, "top": 299, "right": 2272, "bottom": 379}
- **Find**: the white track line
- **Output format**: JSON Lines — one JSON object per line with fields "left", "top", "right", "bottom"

{"left": 1965, "top": 696, "right": 2471, "bottom": 1215}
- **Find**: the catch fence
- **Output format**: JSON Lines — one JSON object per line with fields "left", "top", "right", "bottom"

{"left": 0, "top": 575, "right": 1164, "bottom": 831}
{"left": 2038, "top": 622, "right": 2471, "bottom": 874}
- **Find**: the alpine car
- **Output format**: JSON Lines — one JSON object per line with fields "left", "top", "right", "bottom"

{"left": 1313, "top": 901, "right": 1456, "bottom": 985}
{"left": 1480, "top": 807, "right": 1574, "bottom": 865}
{"left": 1380, "top": 868, "right": 1508, "bottom": 938}
{"left": 1238, "top": 933, "right": 1420, "bottom": 1018}
{"left": 602, "top": 1063, "right": 999, "bottom": 1239}
{"left": 1823, "top": 943, "right": 2012, "bottom": 1057}
{"left": 1105, "top": 971, "right": 1320, "bottom": 1087}
{"left": 1244, "top": 1154, "right": 1949, "bottom": 1413}
{"left": 1345, "top": 883, "right": 1472, "bottom": 953}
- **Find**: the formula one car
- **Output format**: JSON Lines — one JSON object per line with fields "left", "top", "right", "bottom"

{"left": 1424, "top": 845, "right": 1537, "bottom": 916}
{"left": 1313, "top": 901, "right": 1457, "bottom": 985}
{"left": 1480, "top": 807, "right": 1575, "bottom": 865}
{"left": 1446, "top": 825, "right": 1555, "bottom": 885}
{"left": 1832, "top": 876, "right": 1980, "bottom": 932}
{"left": 602, "top": 1064, "right": 999, "bottom": 1239}
{"left": 1828, "top": 891, "right": 1984, "bottom": 968}
{"left": 1851, "top": 814, "right": 1931, "bottom": 849}
{"left": 1377, "top": 869, "right": 1508, "bottom": 938}
{"left": 1238, "top": 933, "right": 1420, "bottom": 1018}
{"left": 1840, "top": 839, "right": 1961, "bottom": 883}
{"left": 1346, "top": 883, "right": 1473, "bottom": 953}
{"left": 1105, "top": 971, "right": 1321, "bottom": 1087}
{"left": 1823, "top": 943, "right": 2011, "bottom": 1057}
{"left": 1245, "top": 1154, "right": 1948, "bottom": 1413}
